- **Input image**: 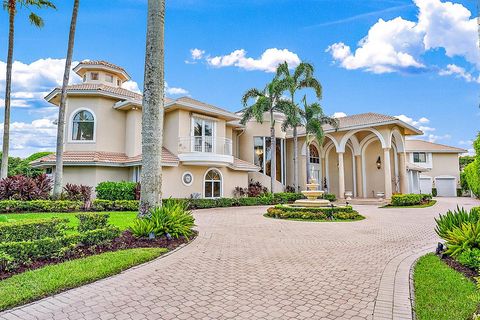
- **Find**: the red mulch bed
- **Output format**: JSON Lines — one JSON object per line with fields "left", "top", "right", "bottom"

{"left": 0, "top": 230, "right": 197, "bottom": 280}
{"left": 439, "top": 254, "right": 479, "bottom": 282}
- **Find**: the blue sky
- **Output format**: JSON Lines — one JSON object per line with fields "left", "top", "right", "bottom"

{"left": 0, "top": 0, "right": 478, "bottom": 157}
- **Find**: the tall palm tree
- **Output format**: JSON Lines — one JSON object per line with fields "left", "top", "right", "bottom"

{"left": 276, "top": 62, "right": 322, "bottom": 192}
{"left": 1, "top": 0, "right": 56, "bottom": 179}
{"left": 53, "top": 0, "right": 79, "bottom": 198}
{"left": 140, "top": 0, "right": 165, "bottom": 215}
{"left": 301, "top": 96, "right": 338, "bottom": 184}
{"left": 241, "top": 79, "right": 283, "bottom": 192}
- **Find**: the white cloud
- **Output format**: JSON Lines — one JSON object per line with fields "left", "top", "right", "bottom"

{"left": 122, "top": 80, "right": 141, "bottom": 93}
{"left": 204, "top": 48, "right": 301, "bottom": 73}
{"left": 396, "top": 114, "right": 451, "bottom": 143}
{"left": 427, "top": 133, "right": 451, "bottom": 143}
{"left": 327, "top": 0, "right": 480, "bottom": 81}
{"left": 332, "top": 112, "right": 347, "bottom": 118}
{"left": 439, "top": 64, "right": 480, "bottom": 83}
{"left": 191, "top": 48, "right": 205, "bottom": 60}
{"left": 0, "top": 58, "right": 82, "bottom": 110}
{"left": 165, "top": 82, "right": 189, "bottom": 96}
{"left": 395, "top": 114, "right": 431, "bottom": 127}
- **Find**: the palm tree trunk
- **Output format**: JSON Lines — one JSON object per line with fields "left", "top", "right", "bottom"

{"left": 140, "top": 0, "right": 165, "bottom": 215}
{"left": 1, "top": 1, "right": 15, "bottom": 179}
{"left": 270, "top": 108, "right": 276, "bottom": 193}
{"left": 293, "top": 126, "right": 298, "bottom": 192}
{"left": 53, "top": 0, "right": 80, "bottom": 198}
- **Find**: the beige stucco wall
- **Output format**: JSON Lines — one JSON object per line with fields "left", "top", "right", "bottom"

{"left": 62, "top": 166, "right": 130, "bottom": 190}
{"left": 65, "top": 96, "right": 127, "bottom": 153}
{"left": 417, "top": 153, "right": 461, "bottom": 184}
{"left": 162, "top": 165, "right": 248, "bottom": 198}
{"left": 125, "top": 109, "right": 142, "bottom": 157}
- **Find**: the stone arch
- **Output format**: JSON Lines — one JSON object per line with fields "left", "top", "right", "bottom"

{"left": 339, "top": 128, "right": 387, "bottom": 153}
{"left": 389, "top": 127, "right": 405, "bottom": 153}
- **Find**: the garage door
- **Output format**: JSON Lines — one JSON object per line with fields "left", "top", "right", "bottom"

{"left": 419, "top": 176, "right": 432, "bottom": 194}
{"left": 435, "top": 177, "right": 456, "bottom": 197}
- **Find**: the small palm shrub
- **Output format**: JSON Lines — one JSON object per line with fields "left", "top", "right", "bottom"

{"left": 435, "top": 207, "right": 480, "bottom": 239}
{"left": 63, "top": 183, "right": 92, "bottom": 202}
{"left": 457, "top": 248, "right": 480, "bottom": 269}
{"left": 130, "top": 199, "right": 195, "bottom": 239}
{"left": 444, "top": 220, "right": 480, "bottom": 257}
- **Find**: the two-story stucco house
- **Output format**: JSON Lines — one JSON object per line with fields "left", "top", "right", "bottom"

{"left": 32, "top": 60, "right": 466, "bottom": 199}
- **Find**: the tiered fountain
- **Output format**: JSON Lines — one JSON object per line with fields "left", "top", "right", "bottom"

{"left": 291, "top": 176, "right": 331, "bottom": 208}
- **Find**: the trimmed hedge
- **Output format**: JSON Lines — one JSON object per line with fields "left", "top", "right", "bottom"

{"left": 0, "top": 192, "right": 313, "bottom": 213}
{"left": 91, "top": 199, "right": 139, "bottom": 211}
{"left": 391, "top": 194, "right": 432, "bottom": 206}
{"left": 0, "top": 200, "right": 82, "bottom": 213}
{"left": 0, "top": 227, "right": 121, "bottom": 266}
{"left": 0, "top": 218, "right": 68, "bottom": 243}
{"left": 76, "top": 213, "right": 109, "bottom": 232}
{"left": 265, "top": 205, "right": 363, "bottom": 221}
{"left": 96, "top": 181, "right": 137, "bottom": 201}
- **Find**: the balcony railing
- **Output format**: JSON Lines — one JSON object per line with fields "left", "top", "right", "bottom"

{"left": 178, "top": 136, "right": 233, "bottom": 156}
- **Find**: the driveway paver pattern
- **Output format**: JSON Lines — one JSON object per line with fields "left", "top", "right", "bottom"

{"left": 1, "top": 197, "right": 479, "bottom": 320}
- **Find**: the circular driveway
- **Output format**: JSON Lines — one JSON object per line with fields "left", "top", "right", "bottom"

{"left": 2, "top": 197, "right": 479, "bottom": 320}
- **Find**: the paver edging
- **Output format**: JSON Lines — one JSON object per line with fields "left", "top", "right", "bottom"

{"left": 1, "top": 234, "right": 199, "bottom": 315}
{"left": 373, "top": 245, "right": 435, "bottom": 320}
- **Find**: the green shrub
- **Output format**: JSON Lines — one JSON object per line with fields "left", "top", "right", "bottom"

{"left": 432, "top": 188, "right": 438, "bottom": 197}
{"left": 273, "top": 192, "right": 304, "bottom": 204}
{"left": 130, "top": 200, "right": 195, "bottom": 239}
{"left": 0, "top": 227, "right": 120, "bottom": 265}
{"left": 0, "top": 251, "right": 14, "bottom": 271}
{"left": 0, "top": 200, "right": 83, "bottom": 213}
{"left": 0, "top": 218, "right": 68, "bottom": 243}
{"left": 322, "top": 193, "right": 337, "bottom": 202}
{"left": 457, "top": 188, "right": 463, "bottom": 197}
{"left": 464, "top": 160, "right": 480, "bottom": 198}
{"left": 391, "top": 194, "right": 431, "bottom": 206}
{"left": 265, "top": 205, "right": 362, "bottom": 221}
{"left": 457, "top": 248, "right": 480, "bottom": 269}
{"left": 95, "top": 181, "right": 137, "bottom": 201}
{"left": 435, "top": 207, "right": 480, "bottom": 239}
{"left": 91, "top": 199, "right": 139, "bottom": 211}
{"left": 444, "top": 220, "right": 480, "bottom": 257}
{"left": 75, "top": 213, "right": 109, "bottom": 232}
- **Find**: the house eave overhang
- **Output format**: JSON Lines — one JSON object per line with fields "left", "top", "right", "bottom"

{"left": 31, "top": 161, "right": 178, "bottom": 168}
{"left": 45, "top": 88, "right": 138, "bottom": 106}
{"left": 165, "top": 101, "right": 241, "bottom": 121}
{"left": 73, "top": 64, "right": 131, "bottom": 82}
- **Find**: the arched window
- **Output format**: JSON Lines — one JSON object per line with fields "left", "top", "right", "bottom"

{"left": 309, "top": 145, "right": 320, "bottom": 164}
{"left": 72, "top": 110, "right": 94, "bottom": 141}
{"left": 204, "top": 169, "right": 222, "bottom": 198}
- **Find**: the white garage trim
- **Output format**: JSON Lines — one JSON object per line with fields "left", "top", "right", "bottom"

{"left": 434, "top": 176, "right": 457, "bottom": 197}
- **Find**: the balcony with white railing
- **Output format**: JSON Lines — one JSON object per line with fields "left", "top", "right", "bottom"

{"left": 177, "top": 136, "right": 234, "bottom": 165}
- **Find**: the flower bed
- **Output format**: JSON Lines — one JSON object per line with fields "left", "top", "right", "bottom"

{"left": 265, "top": 205, "right": 364, "bottom": 221}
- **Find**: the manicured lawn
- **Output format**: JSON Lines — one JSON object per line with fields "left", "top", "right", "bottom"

{"left": 0, "top": 248, "right": 167, "bottom": 311}
{"left": 2, "top": 211, "right": 137, "bottom": 231}
{"left": 382, "top": 200, "right": 437, "bottom": 209}
{"left": 413, "top": 253, "right": 479, "bottom": 320}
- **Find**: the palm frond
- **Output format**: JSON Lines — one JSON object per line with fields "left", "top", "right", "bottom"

{"left": 28, "top": 12, "right": 43, "bottom": 27}
{"left": 241, "top": 88, "right": 264, "bottom": 107}
{"left": 298, "top": 77, "right": 322, "bottom": 99}
{"left": 293, "top": 62, "right": 314, "bottom": 83}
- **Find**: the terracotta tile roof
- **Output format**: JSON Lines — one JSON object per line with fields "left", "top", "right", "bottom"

{"left": 228, "top": 158, "right": 260, "bottom": 171}
{"left": 76, "top": 60, "right": 127, "bottom": 73}
{"left": 60, "top": 83, "right": 143, "bottom": 101}
{"left": 405, "top": 140, "right": 467, "bottom": 153}
{"left": 30, "top": 148, "right": 179, "bottom": 167}
{"left": 294, "top": 112, "right": 420, "bottom": 136}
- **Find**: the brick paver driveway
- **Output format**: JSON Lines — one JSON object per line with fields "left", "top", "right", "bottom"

{"left": 2, "top": 197, "right": 479, "bottom": 320}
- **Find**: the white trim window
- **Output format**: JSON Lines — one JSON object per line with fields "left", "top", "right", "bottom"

{"left": 71, "top": 110, "right": 95, "bottom": 141}
{"left": 132, "top": 166, "right": 141, "bottom": 183}
{"left": 253, "top": 136, "right": 286, "bottom": 184}
{"left": 413, "top": 152, "right": 427, "bottom": 163}
{"left": 204, "top": 169, "right": 222, "bottom": 198}
{"left": 192, "top": 117, "right": 215, "bottom": 153}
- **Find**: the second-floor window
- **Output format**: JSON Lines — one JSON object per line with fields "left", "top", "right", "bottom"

{"left": 309, "top": 144, "right": 320, "bottom": 164}
{"left": 193, "top": 117, "right": 214, "bottom": 152}
{"left": 91, "top": 72, "right": 99, "bottom": 80}
{"left": 72, "top": 110, "right": 95, "bottom": 141}
{"left": 413, "top": 152, "right": 427, "bottom": 163}
{"left": 253, "top": 136, "right": 285, "bottom": 184}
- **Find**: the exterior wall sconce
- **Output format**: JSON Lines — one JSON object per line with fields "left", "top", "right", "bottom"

{"left": 376, "top": 156, "right": 382, "bottom": 170}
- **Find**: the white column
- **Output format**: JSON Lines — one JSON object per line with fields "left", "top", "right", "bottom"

{"left": 383, "top": 148, "right": 392, "bottom": 199}
{"left": 355, "top": 155, "right": 362, "bottom": 198}
{"left": 398, "top": 152, "right": 408, "bottom": 194}
{"left": 338, "top": 152, "right": 345, "bottom": 199}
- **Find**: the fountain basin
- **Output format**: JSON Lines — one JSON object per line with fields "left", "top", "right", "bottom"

{"left": 289, "top": 199, "right": 331, "bottom": 208}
